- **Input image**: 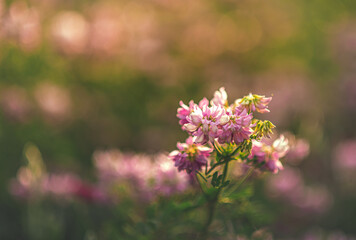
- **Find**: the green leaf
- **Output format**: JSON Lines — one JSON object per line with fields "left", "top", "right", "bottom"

{"left": 211, "top": 172, "right": 219, "bottom": 187}
{"left": 221, "top": 180, "right": 230, "bottom": 188}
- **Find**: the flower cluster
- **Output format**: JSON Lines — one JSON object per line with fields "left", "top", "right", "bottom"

{"left": 93, "top": 150, "right": 191, "bottom": 200}
{"left": 235, "top": 93, "right": 272, "bottom": 114}
{"left": 10, "top": 169, "right": 108, "bottom": 203}
{"left": 172, "top": 87, "right": 284, "bottom": 174}
{"left": 10, "top": 145, "right": 192, "bottom": 203}
{"left": 178, "top": 88, "right": 272, "bottom": 146}
{"left": 169, "top": 136, "right": 212, "bottom": 174}
{"left": 248, "top": 135, "right": 289, "bottom": 173}
{"left": 267, "top": 167, "right": 332, "bottom": 213}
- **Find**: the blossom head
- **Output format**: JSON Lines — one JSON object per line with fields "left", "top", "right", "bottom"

{"left": 183, "top": 104, "right": 227, "bottom": 144}
{"left": 218, "top": 108, "right": 253, "bottom": 144}
{"left": 235, "top": 93, "right": 272, "bottom": 113}
{"left": 177, "top": 98, "right": 209, "bottom": 128}
{"left": 169, "top": 137, "right": 212, "bottom": 174}
{"left": 249, "top": 135, "right": 289, "bottom": 173}
{"left": 154, "top": 154, "right": 190, "bottom": 196}
{"left": 210, "top": 87, "right": 228, "bottom": 106}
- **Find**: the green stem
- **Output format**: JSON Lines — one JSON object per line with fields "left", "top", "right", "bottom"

{"left": 226, "top": 166, "right": 254, "bottom": 196}
{"left": 221, "top": 161, "right": 229, "bottom": 184}
{"left": 196, "top": 173, "right": 208, "bottom": 196}
{"left": 206, "top": 159, "right": 230, "bottom": 175}
{"left": 196, "top": 171, "right": 207, "bottom": 182}
{"left": 200, "top": 161, "right": 230, "bottom": 240}
{"left": 200, "top": 194, "right": 218, "bottom": 240}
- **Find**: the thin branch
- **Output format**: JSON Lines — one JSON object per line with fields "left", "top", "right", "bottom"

{"left": 226, "top": 166, "right": 255, "bottom": 196}
{"left": 196, "top": 171, "right": 207, "bottom": 182}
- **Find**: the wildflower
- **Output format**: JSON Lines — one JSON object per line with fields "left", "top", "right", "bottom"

{"left": 177, "top": 98, "right": 208, "bottom": 127}
{"left": 235, "top": 93, "right": 272, "bottom": 113}
{"left": 2, "top": 2, "right": 41, "bottom": 51}
{"left": 218, "top": 108, "right": 253, "bottom": 144}
{"left": 249, "top": 135, "right": 289, "bottom": 173}
{"left": 34, "top": 83, "right": 72, "bottom": 121}
{"left": 253, "top": 120, "right": 276, "bottom": 139}
{"left": 285, "top": 135, "right": 309, "bottom": 164}
{"left": 266, "top": 167, "right": 304, "bottom": 199}
{"left": 154, "top": 154, "right": 189, "bottom": 196}
{"left": 183, "top": 104, "right": 228, "bottom": 144}
{"left": 1, "top": 87, "right": 32, "bottom": 122}
{"left": 93, "top": 150, "right": 155, "bottom": 186}
{"left": 50, "top": 11, "right": 89, "bottom": 55}
{"left": 210, "top": 87, "right": 228, "bottom": 106}
{"left": 169, "top": 137, "right": 212, "bottom": 173}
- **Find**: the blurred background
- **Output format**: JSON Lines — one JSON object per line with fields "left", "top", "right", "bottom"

{"left": 1, "top": 0, "right": 356, "bottom": 239}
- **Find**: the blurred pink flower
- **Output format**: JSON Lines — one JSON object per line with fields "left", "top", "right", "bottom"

{"left": 1, "top": 1, "right": 41, "bottom": 50}
{"left": 50, "top": 11, "right": 89, "bottom": 55}
{"left": 235, "top": 93, "right": 272, "bottom": 114}
{"left": 34, "top": 82, "right": 72, "bottom": 122}
{"left": 93, "top": 150, "right": 157, "bottom": 201}
{"left": 330, "top": 20, "right": 356, "bottom": 69}
{"left": 295, "top": 186, "right": 332, "bottom": 214}
{"left": 249, "top": 135, "right": 289, "bottom": 173}
{"left": 154, "top": 154, "right": 190, "bottom": 196}
{"left": 41, "top": 173, "right": 108, "bottom": 203}
{"left": 286, "top": 137, "right": 310, "bottom": 165}
{"left": 88, "top": 4, "right": 122, "bottom": 57}
{"left": 210, "top": 87, "right": 228, "bottom": 106}
{"left": 253, "top": 73, "right": 314, "bottom": 125}
{"left": 93, "top": 150, "right": 155, "bottom": 185}
{"left": 340, "top": 76, "right": 356, "bottom": 110}
{"left": 266, "top": 167, "right": 304, "bottom": 199}
{"left": 9, "top": 166, "right": 37, "bottom": 198}
{"left": 10, "top": 167, "right": 108, "bottom": 203}
{"left": 267, "top": 167, "right": 332, "bottom": 214}
{"left": 334, "top": 140, "right": 356, "bottom": 169}
{"left": 94, "top": 149, "right": 192, "bottom": 200}
{"left": 1, "top": 86, "right": 32, "bottom": 122}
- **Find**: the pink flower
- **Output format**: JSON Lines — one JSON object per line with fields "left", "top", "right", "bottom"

{"left": 210, "top": 87, "right": 228, "bottom": 106}
{"left": 266, "top": 167, "right": 303, "bottom": 198}
{"left": 154, "top": 154, "right": 190, "bottom": 196}
{"left": 235, "top": 93, "right": 272, "bottom": 113}
{"left": 177, "top": 98, "right": 208, "bottom": 127}
{"left": 93, "top": 150, "right": 155, "bottom": 187}
{"left": 1, "top": 2, "right": 41, "bottom": 51}
{"left": 249, "top": 135, "right": 289, "bottom": 173}
{"left": 169, "top": 137, "right": 212, "bottom": 173}
{"left": 34, "top": 82, "right": 72, "bottom": 122}
{"left": 183, "top": 104, "right": 228, "bottom": 144}
{"left": 175, "top": 89, "right": 274, "bottom": 145}
{"left": 286, "top": 137, "right": 310, "bottom": 164}
{"left": 40, "top": 173, "right": 108, "bottom": 203}
{"left": 334, "top": 140, "right": 356, "bottom": 169}
{"left": 1, "top": 86, "right": 32, "bottom": 122}
{"left": 50, "top": 11, "right": 89, "bottom": 55}
{"left": 218, "top": 108, "right": 253, "bottom": 144}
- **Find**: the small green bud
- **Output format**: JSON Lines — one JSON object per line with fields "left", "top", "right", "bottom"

{"left": 254, "top": 120, "right": 275, "bottom": 139}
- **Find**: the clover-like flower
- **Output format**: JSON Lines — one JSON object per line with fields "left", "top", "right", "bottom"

{"left": 249, "top": 135, "right": 289, "bottom": 173}
{"left": 210, "top": 87, "right": 228, "bottom": 106}
{"left": 183, "top": 104, "right": 228, "bottom": 144}
{"left": 154, "top": 154, "right": 190, "bottom": 196}
{"left": 218, "top": 108, "right": 253, "bottom": 144}
{"left": 235, "top": 93, "right": 272, "bottom": 113}
{"left": 177, "top": 98, "right": 209, "bottom": 127}
{"left": 169, "top": 137, "right": 212, "bottom": 173}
